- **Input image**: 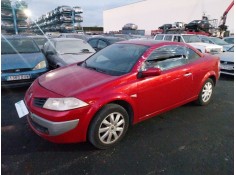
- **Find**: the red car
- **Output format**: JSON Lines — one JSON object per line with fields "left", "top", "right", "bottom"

{"left": 23, "top": 40, "right": 220, "bottom": 149}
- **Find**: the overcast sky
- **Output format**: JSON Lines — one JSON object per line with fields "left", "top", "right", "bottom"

{"left": 23, "top": 0, "right": 141, "bottom": 26}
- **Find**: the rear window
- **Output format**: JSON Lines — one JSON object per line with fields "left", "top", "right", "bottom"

{"left": 1, "top": 38, "right": 40, "bottom": 54}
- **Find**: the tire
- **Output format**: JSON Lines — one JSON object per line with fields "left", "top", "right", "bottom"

{"left": 88, "top": 104, "right": 129, "bottom": 149}
{"left": 196, "top": 78, "right": 214, "bottom": 106}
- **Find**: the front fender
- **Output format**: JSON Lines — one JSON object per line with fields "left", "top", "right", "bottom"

{"left": 198, "top": 71, "right": 217, "bottom": 94}
{"left": 80, "top": 93, "right": 137, "bottom": 141}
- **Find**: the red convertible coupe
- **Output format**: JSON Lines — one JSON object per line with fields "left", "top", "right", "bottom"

{"left": 22, "top": 40, "right": 220, "bottom": 149}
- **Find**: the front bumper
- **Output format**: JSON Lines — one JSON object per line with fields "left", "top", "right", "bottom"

{"left": 28, "top": 112, "right": 79, "bottom": 136}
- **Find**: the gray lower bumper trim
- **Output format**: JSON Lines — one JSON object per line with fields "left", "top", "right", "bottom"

{"left": 30, "top": 113, "right": 79, "bottom": 136}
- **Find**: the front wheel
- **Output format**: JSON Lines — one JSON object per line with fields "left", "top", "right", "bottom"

{"left": 196, "top": 78, "right": 214, "bottom": 106}
{"left": 88, "top": 104, "right": 129, "bottom": 149}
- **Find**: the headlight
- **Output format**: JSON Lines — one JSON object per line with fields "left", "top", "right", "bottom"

{"left": 33, "top": 61, "right": 47, "bottom": 70}
{"left": 43, "top": 97, "right": 88, "bottom": 111}
{"left": 205, "top": 48, "right": 211, "bottom": 53}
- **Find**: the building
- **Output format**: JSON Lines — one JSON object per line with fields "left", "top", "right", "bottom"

{"left": 103, "top": 0, "right": 234, "bottom": 35}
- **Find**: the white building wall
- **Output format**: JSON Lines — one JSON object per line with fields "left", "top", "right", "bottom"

{"left": 103, "top": 0, "right": 234, "bottom": 35}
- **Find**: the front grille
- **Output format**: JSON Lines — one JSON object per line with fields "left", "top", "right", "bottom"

{"left": 34, "top": 98, "right": 47, "bottom": 108}
{"left": 220, "top": 61, "right": 234, "bottom": 65}
{"left": 2, "top": 68, "right": 32, "bottom": 73}
{"left": 221, "top": 69, "right": 234, "bottom": 74}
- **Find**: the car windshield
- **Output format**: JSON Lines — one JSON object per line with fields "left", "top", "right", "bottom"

{"left": 191, "top": 20, "right": 201, "bottom": 24}
{"left": 228, "top": 46, "right": 234, "bottom": 52}
{"left": 182, "top": 35, "right": 201, "bottom": 43}
{"left": 209, "top": 37, "right": 229, "bottom": 45}
{"left": 1, "top": 38, "right": 40, "bottom": 54}
{"left": 83, "top": 43, "right": 149, "bottom": 76}
{"left": 33, "top": 38, "right": 48, "bottom": 46}
{"left": 56, "top": 40, "right": 95, "bottom": 54}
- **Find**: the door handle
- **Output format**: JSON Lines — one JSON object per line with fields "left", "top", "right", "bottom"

{"left": 184, "top": 72, "right": 192, "bottom": 77}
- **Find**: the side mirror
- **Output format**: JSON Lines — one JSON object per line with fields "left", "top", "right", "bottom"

{"left": 137, "top": 68, "right": 162, "bottom": 78}
{"left": 46, "top": 50, "right": 54, "bottom": 55}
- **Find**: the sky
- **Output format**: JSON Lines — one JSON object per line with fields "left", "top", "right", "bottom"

{"left": 22, "top": 0, "right": 141, "bottom": 27}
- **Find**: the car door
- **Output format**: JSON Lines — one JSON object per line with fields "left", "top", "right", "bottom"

{"left": 137, "top": 45, "right": 194, "bottom": 119}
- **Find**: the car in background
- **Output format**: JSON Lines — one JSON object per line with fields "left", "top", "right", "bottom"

{"left": 113, "top": 34, "right": 132, "bottom": 40}
{"left": 87, "top": 36, "right": 125, "bottom": 51}
{"left": 1, "top": 35, "right": 49, "bottom": 88}
{"left": 42, "top": 38, "right": 95, "bottom": 68}
{"left": 122, "top": 23, "right": 138, "bottom": 30}
{"left": 154, "top": 34, "right": 223, "bottom": 54}
{"left": 223, "top": 37, "right": 234, "bottom": 44}
{"left": 216, "top": 46, "right": 234, "bottom": 76}
{"left": 58, "top": 33, "right": 88, "bottom": 41}
{"left": 28, "top": 35, "right": 49, "bottom": 49}
{"left": 185, "top": 20, "right": 212, "bottom": 32}
{"left": 22, "top": 40, "right": 220, "bottom": 149}
{"left": 198, "top": 35, "right": 233, "bottom": 51}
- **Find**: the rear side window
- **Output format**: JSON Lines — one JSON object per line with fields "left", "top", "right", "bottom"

{"left": 155, "top": 35, "right": 164, "bottom": 40}
{"left": 88, "top": 39, "right": 98, "bottom": 48}
{"left": 163, "top": 35, "right": 172, "bottom": 41}
{"left": 143, "top": 45, "right": 188, "bottom": 71}
{"left": 173, "top": 36, "right": 184, "bottom": 42}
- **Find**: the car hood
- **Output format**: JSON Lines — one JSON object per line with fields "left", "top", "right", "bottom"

{"left": 59, "top": 53, "right": 94, "bottom": 65}
{"left": 216, "top": 52, "right": 234, "bottom": 62}
{"left": 189, "top": 42, "right": 223, "bottom": 48}
{"left": 1, "top": 52, "right": 46, "bottom": 70}
{"left": 38, "top": 64, "right": 118, "bottom": 97}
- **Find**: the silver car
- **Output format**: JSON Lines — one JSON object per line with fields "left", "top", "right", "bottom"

{"left": 42, "top": 38, "right": 95, "bottom": 69}
{"left": 216, "top": 46, "right": 234, "bottom": 76}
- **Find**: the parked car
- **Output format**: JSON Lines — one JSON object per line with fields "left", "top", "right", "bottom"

{"left": 216, "top": 46, "right": 234, "bottom": 75}
{"left": 223, "top": 37, "right": 234, "bottom": 44}
{"left": 198, "top": 35, "right": 233, "bottom": 51}
{"left": 57, "top": 5, "right": 73, "bottom": 13}
{"left": 28, "top": 35, "right": 49, "bottom": 49}
{"left": 73, "top": 6, "right": 83, "bottom": 13}
{"left": 158, "top": 24, "right": 172, "bottom": 30}
{"left": 87, "top": 36, "right": 125, "bottom": 51}
{"left": 185, "top": 20, "right": 212, "bottom": 32}
{"left": 1, "top": 35, "right": 49, "bottom": 88}
{"left": 1, "top": 20, "right": 14, "bottom": 30}
{"left": 20, "top": 40, "right": 220, "bottom": 149}
{"left": 113, "top": 34, "right": 132, "bottom": 40}
{"left": 122, "top": 23, "right": 138, "bottom": 30}
{"left": 154, "top": 34, "right": 223, "bottom": 54}
{"left": 42, "top": 38, "right": 95, "bottom": 68}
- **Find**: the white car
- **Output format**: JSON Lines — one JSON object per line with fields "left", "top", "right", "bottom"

{"left": 154, "top": 34, "right": 223, "bottom": 54}
{"left": 216, "top": 46, "right": 234, "bottom": 76}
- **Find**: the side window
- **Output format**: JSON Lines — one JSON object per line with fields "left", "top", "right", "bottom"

{"left": 186, "top": 48, "right": 201, "bottom": 61}
{"left": 88, "top": 39, "right": 98, "bottom": 48}
{"left": 43, "top": 42, "right": 50, "bottom": 52}
{"left": 155, "top": 35, "right": 164, "bottom": 40}
{"left": 97, "top": 40, "right": 107, "bottom": 49}
{"left": 173, "top": 36, "right": 183, "bottom": 42}
{"left": 48, "top": 42, "right": 55, "bottom": 52}
{"left": 142, "top": 45, "right": 188, "bottom": 71}
{"left": 163, "top": 35, "right": 172, "bottom": 41}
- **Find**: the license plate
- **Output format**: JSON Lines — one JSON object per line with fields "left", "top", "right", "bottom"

{"left": 220, "top": 64, "right": 234, "bottom": 70}
{"left": 15, "top": 100, "right": 29, "bottom": 118}
{"left": 7, "top": 75, "right": 30, "bottom": 81}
